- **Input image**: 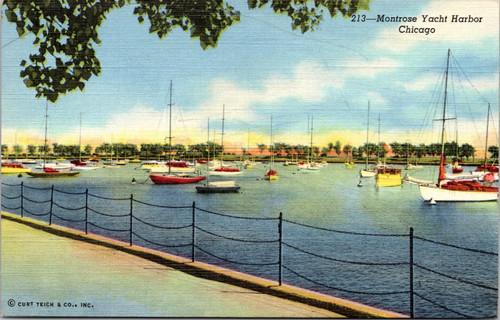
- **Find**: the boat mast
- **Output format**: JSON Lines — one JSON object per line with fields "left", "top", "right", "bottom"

{"left": 207, "top": 118, "right": 210, "bottom": 163}
{"left": 440, "top": 49, "right": 451, "bottom": 156}
{"left": 43, "top": 100, "right": 48, "bottom": 168}
{"left": 377, "top": 113, "right": 381, "bottom": 162}
{"left": 270, "top": 116, "right": 273, "bottom": 171}
{"left": 221, "top": 104, "right": 225, "bottom": 165}
{"left": 168, "top": 80, "right": 172, "bottom": 175}
{"left": 365, "top": 101, "right": 370, "bottom": 169}
{"left": 79, "top": 112, "right": 82, "bottom": 162}
{"left": 484, "top": 103, "right": 490, "bottom": 166}
{"left": 310, "top": 115, "right": 313, "bottom": 163}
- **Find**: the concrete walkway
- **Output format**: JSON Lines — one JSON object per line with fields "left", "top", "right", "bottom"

{"left": 1, "top": 218, "right": 343, "bottom": 317}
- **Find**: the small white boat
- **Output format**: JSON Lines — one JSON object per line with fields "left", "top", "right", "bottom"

{"left": 196, "top": 180, "right": 240, "bottom": 193}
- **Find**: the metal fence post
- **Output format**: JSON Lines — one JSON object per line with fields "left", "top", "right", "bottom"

{"left": 85, "top": 189, "right": 89, "bottom": 234}
{"left": 49, "top": 185, "right": 54, "bottom": 225}
{"left": 129, "top": 194, "right": 133, "bottom": 246}
{"left": 278, "top": 211, "right": 283, "bottom": 286}
{"left": 20, "top": 181, "right": 24, "bottom": 218}
{"left": 410, "top": 227, "right": 414, "bottom": 318}
{"left": 192, "top": 201, "right": 196, "bottom": 262}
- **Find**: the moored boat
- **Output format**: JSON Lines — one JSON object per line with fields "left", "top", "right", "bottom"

{"left": 375, "top": 167, "right": 402, "bottom": 187}
{"left": 1, "top": 163, "right": 32, "bottom": 174}
{"left": 27, "top": 167, "right": 80, "bottom": 178}
{"left": 150, "top": 174, "right": 205, "bottom": 185}
{"left": 415, "top": 50, "right": 498, "bottom": 202}
{"left": 149, "top": 81, "right": 206, "bottom": 185}
{"left": 196, "top": 180, "right": 240, "bottom": 193}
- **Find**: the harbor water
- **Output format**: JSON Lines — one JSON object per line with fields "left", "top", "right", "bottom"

{"left": 1, "top": 162, "right": 497, "bottom": 318}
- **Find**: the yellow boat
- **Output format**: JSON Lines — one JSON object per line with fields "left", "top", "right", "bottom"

{"left": 345, "top": 161, "right": 357, "bottom": 169}
{"left": 128, "top": 158, "right": 141, "bottom": 163}
{"left": 1, "top": 163, "right": 31, "bottom": 174}
{"left": 375, "top": 167, "right": 402, "bottom": 187}
{"left": 265, "top": 169, "right": 279, "bottom": 181}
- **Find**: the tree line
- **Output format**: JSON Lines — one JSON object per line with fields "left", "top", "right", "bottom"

{"left": 2, "top": 140, "right": 498, "bottom": 161}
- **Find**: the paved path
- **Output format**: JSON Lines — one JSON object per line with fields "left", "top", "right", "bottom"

{"left": 1, "top": 219, "right": 343, "bottom": 317}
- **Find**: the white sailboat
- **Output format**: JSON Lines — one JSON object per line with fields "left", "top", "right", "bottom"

{"left": 209, "top": 104, "right": 243, "bottom": 176}
{"left": 417, "top": 49, "right": 498, "bottom": 202}
{"left": 360, "top": 101, "right": 377, "bottom": 177}
{"left": 299, "top": 115, "right": 321, "bottom": 172}
{"left": 197, "top": 116, "right": 241, "bottom": 193}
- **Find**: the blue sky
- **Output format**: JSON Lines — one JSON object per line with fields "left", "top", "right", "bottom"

{"left": 2, "top": 0, "right": 499, "bottom": 153}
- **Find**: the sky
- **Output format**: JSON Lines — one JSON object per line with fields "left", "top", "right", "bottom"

{"left": 1, "top": 0, "right": 499, "bottom": 155}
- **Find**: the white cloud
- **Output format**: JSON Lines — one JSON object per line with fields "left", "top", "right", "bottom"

{"left": 398, "top": 74, "right": 440, "bottom": 91}
{"left": 373, "top": 0, "right": 499, "bottom": 52}
{"left": 343, "top": 57, "right": 400, "bottom": 78}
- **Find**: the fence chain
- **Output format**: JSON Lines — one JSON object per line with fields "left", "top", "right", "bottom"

{"left": 131, "top": 232, "right": 192, "bottom": 248}
{"left": 283, "top": 219, "right": 408, "bottom": 237}
{"left": 87, "top": 207, "right": 130, "bottom": 218}
{"left": 87, "top": 221, "right": 130, "bottom": 232}
{"left": 196, "top": 225, "right": 279, "bottom": 243}
{"left": 413, "top": 292, "right": 470, "bottom": 318}
{"left": 132, "top": 215, "right": 192, "bottom": 230}
{"left": 195, "top": 245, "right": 278, "bottom": 266}
{"left": 414, "top": 235, "right": 498, "bottom": 256}
{"left": 283, "top": 242, "right": 409, "bottom": 266}
{"left": 196, "top": 207, "right": 278, "bottom": 220}
{"left": 414, "top": 263, "right": 497, "bottom": 291}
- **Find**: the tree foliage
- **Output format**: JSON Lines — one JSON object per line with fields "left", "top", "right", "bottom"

{"left": 3, "top": 0, "right": 371, "bottom": 102}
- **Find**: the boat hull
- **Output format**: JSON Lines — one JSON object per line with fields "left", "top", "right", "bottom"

{"left": 150, "top": 174, "right": 206, "bottom": 185}
{"left": 360, "top": 169, "right": 376, "bottom": 178}
{"left": 26, "top": 171, "right": 80, "bottom": 178}
{"left": 265, "top": 175, "right": 279, "bottom": 181}
{"left": 1, "top": 168, "right": 32, "bottom": 174}
{"left": 196, "top": 185, "right": 240, "bottom": 193}
{"left": 419, "top": 185, "right": 498, "bottom": 202}
{"left": 376, "top": 173, "right": 402, "bottom": 187}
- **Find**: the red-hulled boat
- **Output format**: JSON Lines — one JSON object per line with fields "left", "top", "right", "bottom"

{"left": 150, "top": 174, "right": 206, "bottom": 185}
{"left": 214, "top": 167, "right": 240, "bottom": 172}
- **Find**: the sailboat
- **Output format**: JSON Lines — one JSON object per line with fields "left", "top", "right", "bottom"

{"left": 150, "top": 81, "right": 206, "bottom": 185}
{"left": 27, "top": 101, "right": 80, "bottom": 178}
{"left": 73, "top": 113, "right": 100, "bottom": 171}
{"left": 418, "top": 50, "right": 498, "bottom": 202}
{"left": 265, "top": 116, "right": 278, "bottom": 180}
{"left": 360, "top": 101, "right": 377, "bottom": 177}
{"left": 474, "top": 104, "right": 499, "bottom": 177}
{"left": 209, "top": 104, "right": 243, "bottom": 176}
{"left": 196, "top": 116, "right": 241, "bottom": 193}
{"left": 299, "top": 116, "right": 321, "bottom": 171}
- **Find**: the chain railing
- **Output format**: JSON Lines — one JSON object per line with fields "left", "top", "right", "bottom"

{"left": 1, "top": 181, "right": 497, "bottom": 318}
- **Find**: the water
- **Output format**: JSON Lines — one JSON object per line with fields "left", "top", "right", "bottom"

{"left": 2, "top": 162, "right": 498, "bottom": 317}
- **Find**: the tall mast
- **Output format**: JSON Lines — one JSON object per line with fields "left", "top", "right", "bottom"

{"left": 365, "top": 101, "right": 370, "bottom": 169}
{"left": 168, "top": 80, "right": 172, "bottom": 175}
{"left": 270, "top": 116, "right": 273, "bottom": 171}
{"left": 484, "top": 103, "right": 490, "bottom": 166}
{"left": 207, "top": 118, "right": 210, "bottom": 163}
{"left": 310, "top": 115, "right": 313, "bottom": 163}
{"left": 79, "top": 112, "right": 82, "bottom": 162}
{"left": 221, "top": 104, "right": 225, "bottom": 164}
{"left": 440, "top": 49, "right": 451, "bottom": 156}
{"left": 377, "top": 113, "right": 380, "bottom": 161}
{"left": 43, "top": 100, "right": 48, "bottom": 167}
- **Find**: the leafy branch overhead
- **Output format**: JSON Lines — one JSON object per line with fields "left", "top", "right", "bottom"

{"left": 3, "top": 0, "right": 370, "bottom": 103}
